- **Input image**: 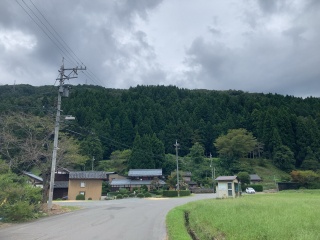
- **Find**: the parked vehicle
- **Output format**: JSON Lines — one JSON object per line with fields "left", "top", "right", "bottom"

{"left": 246, "top": 187, "right": 255, "bottom": 194}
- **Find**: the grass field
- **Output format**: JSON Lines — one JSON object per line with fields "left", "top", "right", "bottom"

{"left": 166, "top": 190, "right": 320, "bottom": 240}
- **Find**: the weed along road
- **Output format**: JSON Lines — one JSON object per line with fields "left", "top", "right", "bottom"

{"left": 0, "top": 193, "right": 216, "bottom": 240}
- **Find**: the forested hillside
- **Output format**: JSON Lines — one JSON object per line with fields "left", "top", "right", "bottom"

{"left": 1, "top": 84, "right": 320, "bottom": 173}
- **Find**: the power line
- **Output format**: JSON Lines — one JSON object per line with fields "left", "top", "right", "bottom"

{"left": 15, "top": 0, "right": 65, "bottom": 59}
{"left": 15, "top": 0, "right": 106, "bottom": 87}
{"left": 64, "top": 126, "right": 167, "bottom": 160}
{"left": 29, "top": 0, "right": 84, "bottom": 67}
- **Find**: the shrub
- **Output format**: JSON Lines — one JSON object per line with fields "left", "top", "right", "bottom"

{"left": 137, "top": 193, "right": 144, "bottom": 198}
{"left": 119, "top": 188, "right": 128, "bottom": 194}
{"left": 0, "top": 173, "right": 42, "bottom": 222}
{"left": 76, "top": 194, "right": 85, "bottom": 200}
{"left": 116, "top": 194, "right": 123, "bottom": 199}
{"left": 88, "top": 197, "right": 92, "bottom": 200}
{"left": 290, "top": 170, "right": 320, "bottom": 189}
{"left": 123, "top": 194, "right": 129, "bottom": 198}
{"left": 144, "top": 192, "right": 152, "bottom": 198}
{"left": 237, "top": 172, "right": 250, "bottom": 185}
{"left": 179, "top": 190, "right": 191, "bottom": 196}
{"left": 107, "top": 192, "right": 119, "bottom": 197}
{"left": 129, "top": 193, "right": 135, "bottom": 198}
{"left": 163, "top": 191, "right": 178, "bottom": 197}
{"left": 248, "top": 184, "right": 263, "bottom": 192}
{"left": 1, "top": 202, "right": 36, "bottom": 222}
{"left": 141, "top": 185, "right": 148, "bottom": 192}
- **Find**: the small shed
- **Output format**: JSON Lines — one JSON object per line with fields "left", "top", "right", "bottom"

{"left": 215, "top": 176, "right": 240, "bottom": 198}
{"left": 249, "top": 174, "right": 262, "bottom": 184}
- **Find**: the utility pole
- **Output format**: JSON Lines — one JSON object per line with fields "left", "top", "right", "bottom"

{"left": 92, "top": 156, "right": 95, "bottom": 171}
{"left": 210, "top": 153, "right": 214, "bottom": 190}
{"left": 48, "top": 58, "right": 86, "bottom": 209}
{"left": 174, "top": 140, "right": 180, "bottom": 197}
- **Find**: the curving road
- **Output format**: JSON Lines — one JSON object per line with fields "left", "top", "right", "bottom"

{"left": 0, "top": 193, "right": 216, "bottom": 240}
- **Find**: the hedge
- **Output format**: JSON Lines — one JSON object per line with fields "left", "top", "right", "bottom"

{"left": 137, "top": 193, "right": 144, "bottom": 198}
{"left": 248, "top": 184, "right": 263, "bottom": 192}
{"left": 144, "top": 192, "right": 152, "bottom": 198}
{"left": 116, "top": 194, "right": 123, "bottom": 199}
{"left": 163, "top": 190, "right": 191, "bottom": 197}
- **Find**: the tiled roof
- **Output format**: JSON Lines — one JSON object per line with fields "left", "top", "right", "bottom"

{"left": 183, "top": 171, "right": 192, "bottom": 177}
{"left": 128, "top": 169, "right": 162, "bottom": 177}
{"left": 54, "top": 181, "right": 69, "bottom": 188}
{"left": 215, "top": 176, "right": 238, "bottom": 181}
{"left": 249, "top": 174, "right": 262, "bottom": 181}
{"left": 69, "top": 171, "right": 108, "bottom": 179}
{"left": 23, "top": 171, "right": 43, "bottom": 182}
{"left": 110, "top": 179, "right": 166, "bottom": 186}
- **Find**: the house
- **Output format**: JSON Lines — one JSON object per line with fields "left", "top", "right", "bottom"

{"left": 110, "top": 169, "right": 166, "bottom": 191}
{"left": 215, "top": 176, "right": 240, "bottom": 198}
{"left": 170, "top": 171, "right": 198, "bottom": 188}
{"left": 23, "top": 171, "right": 43, "bottom": 188}
{"left": 68, "top": 171, "right": 108, "bottom": 200}
{"left": 53, "top": 168, "right": 70, "bottom": 199}
{"left": 249, "top": 174, "right": 262, "bottom": 184}
{"left": 24, "top": 170, "right": 113, "bottom": 200}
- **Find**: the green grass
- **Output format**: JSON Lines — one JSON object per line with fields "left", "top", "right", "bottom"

{"left": 252, "top": 160, "right": 290, "bottom": 189}
{"left": 60, "top": 206, "right": 81, "bottom": 211}
{"left": 167, "top": 190, "right": 320, "bottom": 240}
{"left": 166, "top": 208, "right": 192, "bottom": 240}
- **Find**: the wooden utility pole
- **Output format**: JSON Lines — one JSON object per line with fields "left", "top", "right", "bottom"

{"left": 48, "top": 58, "right": 86, "bottom": 209}
{"left": 174, "top": 140, "right": 180, "bottom": 197}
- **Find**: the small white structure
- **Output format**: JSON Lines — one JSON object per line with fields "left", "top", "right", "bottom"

{"left": 215, "top": 176, "right": 240, "bottom": 198}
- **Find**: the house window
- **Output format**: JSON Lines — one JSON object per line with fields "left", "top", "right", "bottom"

{"left": 80, "top": 181, "right": 86, "bottom": 188}
{"left": 227, "top": 182, "right": 233, "bottom": 197}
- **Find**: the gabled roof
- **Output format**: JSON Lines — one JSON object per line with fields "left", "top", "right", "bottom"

{"left": 110, "top": 179, "right": 166, "bottom": 186}
{"left": 250, "top": 174, "right": 262, "bottom": 181}
{"left": 128, "top": 169, "right": 162, "bottom": 177}
{"left": 215, "top": 176, "right": 238, "bottom": 181}
{"left": 69, "top": 171, "right": 108, "bottom": 180}
{"left": 23, "top": 171, "right": 43, "bottom": 182}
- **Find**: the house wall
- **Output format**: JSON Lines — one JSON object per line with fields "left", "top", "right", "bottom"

{"left": 68, "top": 179, "right": 102, "bottom": 200}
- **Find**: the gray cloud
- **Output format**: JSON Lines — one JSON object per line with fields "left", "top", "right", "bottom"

{"left": 0, "top": 0, "right": 319, "bottom": 97}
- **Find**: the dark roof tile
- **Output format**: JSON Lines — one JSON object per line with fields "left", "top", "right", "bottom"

{"left": 69, "top": 171, "right": 108, "bottom": 179}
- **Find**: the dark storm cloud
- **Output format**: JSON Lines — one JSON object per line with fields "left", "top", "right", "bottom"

{"left": 1, "top": 0, "right": 319, "bottom": 97}
{"left": 0, "top": 0, "right": 163, "bottom": 87}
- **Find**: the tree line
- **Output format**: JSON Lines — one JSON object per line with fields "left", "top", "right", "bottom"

{"left": 1, "top": 84, "right": 320, "bottom": 172}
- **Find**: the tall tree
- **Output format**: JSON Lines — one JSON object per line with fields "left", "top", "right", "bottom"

{"left": 189, "top": 142, "right": 205, "bottom": 164}
{"left": 214, "top": 128, "right": 258, "bottom": 159}
{"left": 273, "top": 145, "right": 295, "bottom": 172}
{"left": 0, "top": 113, "right": 86, "bottom": 202}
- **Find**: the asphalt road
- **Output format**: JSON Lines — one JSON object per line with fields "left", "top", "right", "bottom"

{"left": 0, "top": 193, "right": 216, "bottom": 240}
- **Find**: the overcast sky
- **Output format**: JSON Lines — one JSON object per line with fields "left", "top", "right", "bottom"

{"left": 0, "top": 0, "right": 319, "bottom": 97}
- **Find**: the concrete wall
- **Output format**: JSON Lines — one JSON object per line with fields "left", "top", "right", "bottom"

{"left": 68, "top": 179, "right": 102, "bottom": 200}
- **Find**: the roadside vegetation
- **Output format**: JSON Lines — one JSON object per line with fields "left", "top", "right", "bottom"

{"left": 167, "top": 190, "right": 320, "bottom": 240}
{"left": 0, "top": 173, "right": 42, "bottom": 222}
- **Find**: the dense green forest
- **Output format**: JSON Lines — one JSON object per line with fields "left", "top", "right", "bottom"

{"left": 1, "top": 84, "right": 320, "bottom": 175}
